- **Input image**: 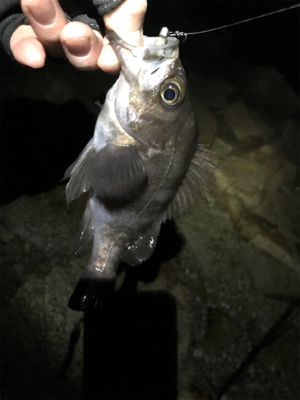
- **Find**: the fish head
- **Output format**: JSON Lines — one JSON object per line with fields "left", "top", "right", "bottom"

{"left": 107, "top": 30, "right": 195, "bottom": 149}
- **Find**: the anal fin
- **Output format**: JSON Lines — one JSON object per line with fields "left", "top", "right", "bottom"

{"left": 121, "top": 218, "right": 162, "bottom": 266}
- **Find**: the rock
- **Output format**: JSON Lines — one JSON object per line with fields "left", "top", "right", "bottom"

{"left": 215, "top": 144, "right": 288, "bottom": 207}
{"left": 256, "top": 325, "right": 300, "bottom": 400}
{"left": 189, "top": 74, "right": 236, "bottom": 110}
{"left": 252, "top": 185, "right": 299, "bottom": 249}
{"left": 0, "top": 224, "right": 13, "bottom": 243}
{"left": 249, "top": 233, "right": 298, "bottom": 272}
{"left": 211, "top": 137, "right": 233, "bottom": 157}
{"left": 178, "top": 389, "right": 196, "bottom": 400}
{"left": 177, "top": 306, "right": 192, "bottom": 359}
{"left": 214, "top": 157, "right": 272, "bottom": 210}
{"left": 193, "top": 273, "right": 208, "bottom": 303}
{"left": 193, "top": 348, "right": 203, "bottom": 358}
{"left": 191, "top": 99, "right": 217, "bottom": 144}
{"left": 1, "top": 187, "right": 86, "bottom": 399}
{"left": 176, "top": 203, "right": 244, "bottom": 279}
{"left": 281, "top": 159, "right": 298, "bottom": 185}
{"left": 223, "top": 101, "right": 273, "bottom": 142}
{"left": 172, "top": 283, "right": 189, "bottom": 306}
{"left": 272, "top": 119, "right": 300, "bottom": 165}
{"left": 203, "top": 307, "right": 240, "bottom": 352}
{"left": 246, "top": 67, "right": 299, "bottom": 117}
{"left": 246, "top": 244, "right": 300, "bottom": 299}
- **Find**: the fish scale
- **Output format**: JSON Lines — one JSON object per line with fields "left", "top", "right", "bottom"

{"left": 64, "top": 29, "right": 212, "bottom": 311}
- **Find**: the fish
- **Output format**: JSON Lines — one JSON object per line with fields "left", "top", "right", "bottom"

{"left": 64, "top": 29, "right": 211, "bottom": 311}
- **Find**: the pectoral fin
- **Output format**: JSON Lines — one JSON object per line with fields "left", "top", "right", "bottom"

{"left": 75, "top": 197, "right": 94, "bottom": 253}
{"left": 90, "top": 143, "right": 148, "bottom": 209}
{"left": 64, "top": 139, "right": 96, "bottom": 205}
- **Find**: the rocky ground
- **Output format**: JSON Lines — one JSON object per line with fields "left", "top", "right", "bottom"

{"left": 1, "top": 18, "right": 299, "bottom": 400}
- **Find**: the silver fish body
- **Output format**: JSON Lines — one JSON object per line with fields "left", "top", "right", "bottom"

{"left": 65, "top": 30, "right": 209, "bottom": 311}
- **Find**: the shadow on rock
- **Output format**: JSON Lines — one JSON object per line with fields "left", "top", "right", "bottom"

{"left": 66, "top": 220, "right": 182, "bottom": 399}
{"left": 82, "top": 220, "right": 182, "bottom": 399}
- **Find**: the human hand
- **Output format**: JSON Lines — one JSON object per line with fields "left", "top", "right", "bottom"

{"left": 10, "top": 0, "right": 147, "bottom": 72}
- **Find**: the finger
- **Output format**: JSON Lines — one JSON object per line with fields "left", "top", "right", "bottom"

{"left": 10, "top": 25, "right": 46, "bottom": 68}
{"left": 60, "top": 22, "right": 103, "bottom": 70}
{"left": 97, "top": 37, "right": 120, "bottom": 74}
{"left": 99, "top": 0, "right": 147, "bottom": 72}
{"left": 21, "top": 0, "right": 68, "bottom": 57}
{"left": 103, "top": 0, "right": 147, "bottom": 46}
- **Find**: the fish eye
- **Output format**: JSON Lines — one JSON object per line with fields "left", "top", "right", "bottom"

{"left": 160, "top": 77, "right": 185, "bottom": 107}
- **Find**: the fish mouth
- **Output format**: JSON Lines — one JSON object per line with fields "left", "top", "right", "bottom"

{"left": 107, "top": 29, "right": 179, "bottom": 50}
{"left": 106, "top": 29, "right": 141, "bottom": 59}
{"left": 106, "top": 30, "right": 179, "bottom": 67}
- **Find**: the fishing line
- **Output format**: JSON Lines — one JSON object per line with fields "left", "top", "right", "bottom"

{"left": 167, "top": 3, "right": 300, "bottom": 41}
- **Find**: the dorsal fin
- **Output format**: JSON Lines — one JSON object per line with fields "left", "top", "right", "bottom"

{"left": 166, "top": 145, "right": 217, "bottom": 220}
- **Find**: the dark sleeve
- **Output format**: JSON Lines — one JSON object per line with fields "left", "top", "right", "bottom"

{"left": 0, "top": 0, "right": 126, "bottom": 59}
{"left": 92, "top": 0, "right": 126, "bottom": 16}
{"left": 0, "top": 0, "right": 27, "bottom": 58}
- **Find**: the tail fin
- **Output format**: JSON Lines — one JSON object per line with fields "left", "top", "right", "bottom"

{"left": 69, "top": 230, "right": 122, "bottom": 312}
{"left": 68, "top": 274, "right": 115, "bottom": 312}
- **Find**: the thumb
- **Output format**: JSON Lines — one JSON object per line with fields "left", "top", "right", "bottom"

{"left": 98, "top": 0, "right": 147, "bottom": 73}
{"left": 10, "top": 25, "right": 46, "bottom": 68}
{"left": 103, "top": 0, "right": 147, "bottom": 46}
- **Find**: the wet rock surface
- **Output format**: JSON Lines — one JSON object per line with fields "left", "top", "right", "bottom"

{"left": 1, "top": 6, "right": 299, "bottom": 399}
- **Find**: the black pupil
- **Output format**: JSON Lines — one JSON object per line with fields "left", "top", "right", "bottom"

{"left": 164, "top": 87, "right": 176, "bottom": 101}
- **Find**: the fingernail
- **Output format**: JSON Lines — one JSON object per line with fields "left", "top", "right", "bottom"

{"left": 27, "top": 0, "right": 56, "bottom": 25}
{"left": 64, "top": 36, "right": 91, "bottom": 57}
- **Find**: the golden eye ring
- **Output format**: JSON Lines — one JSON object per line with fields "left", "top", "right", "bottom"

{"left": 160, "top": 77, "right": 186, "bottom": 107}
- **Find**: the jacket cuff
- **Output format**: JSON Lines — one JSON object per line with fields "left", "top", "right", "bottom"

{"left": 72, "top": 14, "right": 101, "bottom": 33}
{"left": 94, "top": 0, "right": 126, "bottom": 16}
{"left": 0, "top": 13, "right": 28, "bottom": 58}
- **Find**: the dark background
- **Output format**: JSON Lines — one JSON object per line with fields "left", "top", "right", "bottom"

{"left": 144, "top": 1, "right": 299, "bottom": 91}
